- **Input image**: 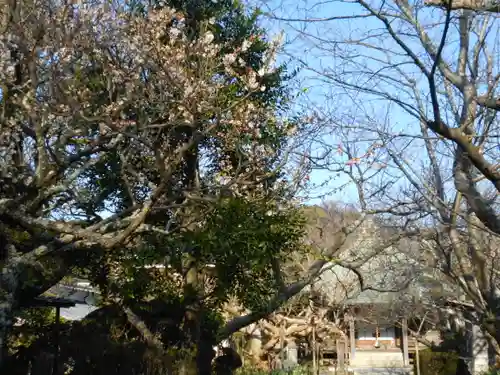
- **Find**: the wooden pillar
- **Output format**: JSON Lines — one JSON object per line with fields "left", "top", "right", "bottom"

{"left": 52, "top": 306, "right": 61, "bottom": 375}
{"left": 349, "top": 316, "right": 356, "bottom": 361}
{"left": 279, "top": 320, "right": 285, "bottom": 369}
{"left": 312, "top": 318, "right": 317, "bottom": 375}
{"left": 344, "top": 339, "right": 348, "bottom": 363}
{"left": 337, "top": 339, "right": 345, "bottom": 369}
{"left": 416, "top": 336, "right": 421, "bottom": 375}
{"left": 402, "top": 317, "right": 409, "bottom": 366}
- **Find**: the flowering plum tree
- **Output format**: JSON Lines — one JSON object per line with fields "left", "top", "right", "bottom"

{"left": 0, "top": 1, "right": 315, "bottom": 372}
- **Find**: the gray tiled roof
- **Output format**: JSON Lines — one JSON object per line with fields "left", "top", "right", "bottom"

{"left": 60, "top": 304, "right": 99, "bottom": 321}
{"left": 315, "top": 218, "right": 425, "bottom": 308}
{"left": 45, "top": 282, "right": 100, "bottom": 321}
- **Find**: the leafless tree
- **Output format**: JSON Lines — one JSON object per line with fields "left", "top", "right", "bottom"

{"left": 261, "top": 0, "right": 500, "bottom": 358}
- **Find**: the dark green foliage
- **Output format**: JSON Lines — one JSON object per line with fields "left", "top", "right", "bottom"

{"left": 94, "top": 197, "right": 306, "bottom": 310}
{"left": 7, "top": 307, "right": 57, "bottom": 351}
{"left": 7, "top": 302, "right": 223, "bottom": 375}
{"left": 6, "top": 307, "right": 59, "bottom": 375}
{"left": 417, "top": 349, "right": 460, "bottom": 375}
{"left": 192, "top": 198, "right": 306, "bottom": 310}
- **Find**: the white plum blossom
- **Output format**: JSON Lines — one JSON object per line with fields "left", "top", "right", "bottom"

{"left": 241, "top": 40, "right": 252, "bottom": 52}
{"left": 223, "top": 53, "right": 237, "bottom": 67}
{"left": 246, "top": 70, "right": 259, "bottom": 90}
{"left": 0, "top": 3, "right": 286, "bottom": 205}
{"left": 202, "top": 31, "right": 215, "bottom": 45}
{"left": 168, "top": 27, "right": 182, "bottom": 40}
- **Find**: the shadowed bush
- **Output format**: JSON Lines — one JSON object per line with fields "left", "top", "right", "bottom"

{"left": 417, "top": 349, "right": 459, "bottom": 375}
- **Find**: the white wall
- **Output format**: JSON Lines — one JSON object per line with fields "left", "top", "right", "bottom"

{"left": 357, "top": 324, "right": 395, "bottom": 341}
{"left": 471, "top": 324, "right": 490, "bottom": 374}
{"left": 350, "top": 351, "right": 405, "bottom": 368}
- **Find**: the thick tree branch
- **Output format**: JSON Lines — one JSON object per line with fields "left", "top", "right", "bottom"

{"left": 453, "top": 159, "right": 500, "bottom": 234}
{"left": 218, "top": 267, "right": 325, "bottom": 339}
{"left": 427, "top": 120, "right": 500, "bottom": 191}
{"left": 122, "top": 306, "right": 166, "bottom": 352}
{"left": 218, "top": 216, "right": 358, "bottom": 338}
{"left": 425, "top": 0, "right": 500, "bottom": 13}
{"left": 476, "top": 94, "right": 500, "bottom": 110}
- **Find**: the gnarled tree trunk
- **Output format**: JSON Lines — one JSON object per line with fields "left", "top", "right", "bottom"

{"left": 0, "top": 258, "right": 20, "bottom": 369}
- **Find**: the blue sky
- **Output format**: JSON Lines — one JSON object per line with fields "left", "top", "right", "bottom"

{"left": 247, "top": 0, "right": 499, "bottom": 208}
{"left": 249, "top": 0, "right": 409, "bottom": 206}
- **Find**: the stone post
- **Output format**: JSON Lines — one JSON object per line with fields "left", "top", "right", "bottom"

{"left": 402, "top": 317, "right": 409, "bottom": 366}
{"left": 349, "top": 315, "right": 356, "bottom": 361}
